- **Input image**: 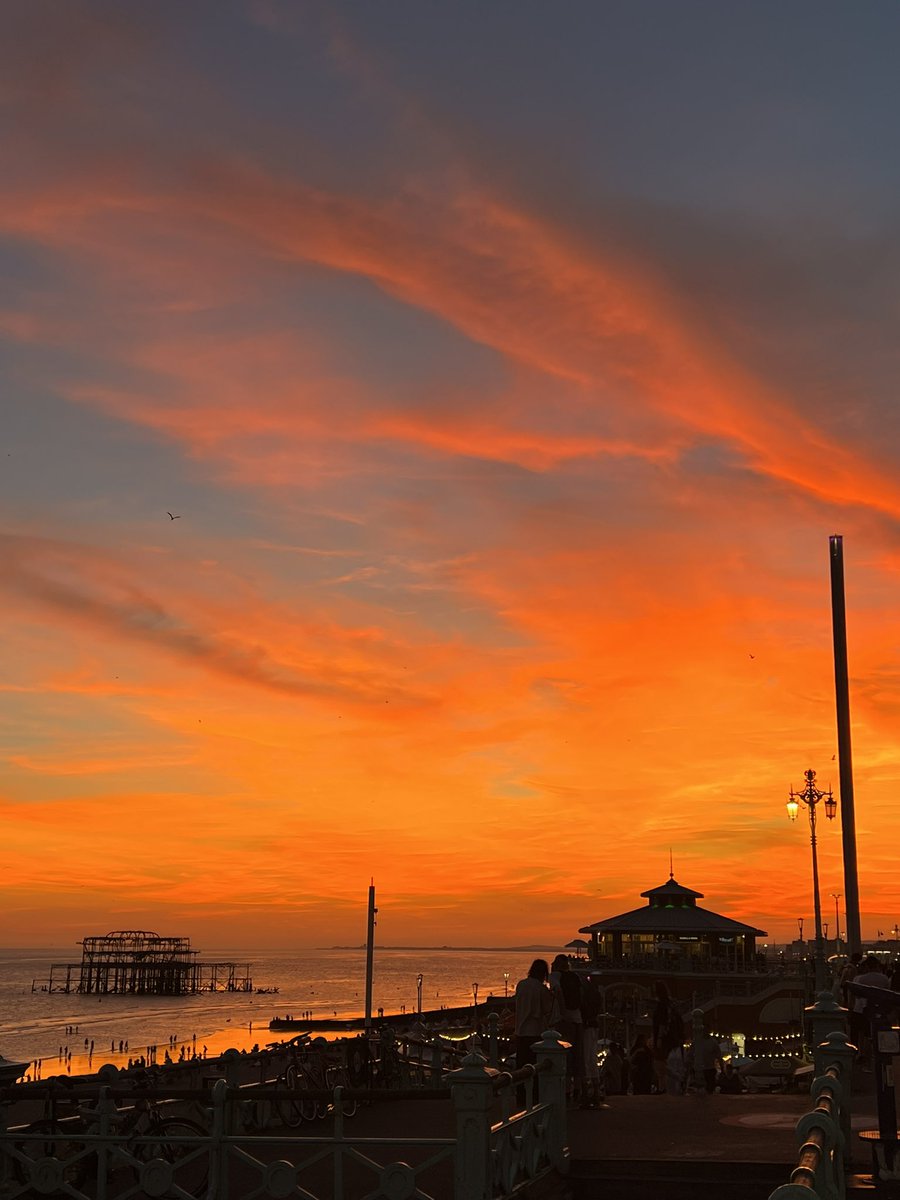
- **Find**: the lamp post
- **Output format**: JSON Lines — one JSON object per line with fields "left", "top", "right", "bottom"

{"left": 503, "top": 972, "right": 510, "bottom": 998}
{"left": 831, "top": 892, "right": 842, "bottom": 950}
{"left": 416, "top": 973, "right": 423, "bottom": 1017}
{"left": 787, "top": 769, "right": 836, "bottom": 990}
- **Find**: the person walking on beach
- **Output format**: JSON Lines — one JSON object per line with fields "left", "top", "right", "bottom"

{"left": 514, "top": 959, "right": 553, "bottom": 1075}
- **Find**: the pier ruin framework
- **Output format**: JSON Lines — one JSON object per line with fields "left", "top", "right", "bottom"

{"left": 33, "top": 930, "right": 252, "bottom": 995}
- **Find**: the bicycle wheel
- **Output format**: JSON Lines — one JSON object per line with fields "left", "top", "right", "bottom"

{"left": 338, "top": 1074, "right": 358, "bottom": 1119}
{"left": 298, "top": 1090, "right": 318, "bottom": 1122}
{"left": 326, "top": 1067, "right": 357, "bottom": 1118}
{"left": 133, "top": 1117, "right": 208, "bottom": 1199}
{"left": 13, "top": 1119, "right": 91, "bottom": 1195}
{"left": 277, "top": 1063, "right": 303, "bottom": 1128}
{"left": 335, "top": 1084, "right": 358, "bottom": 1119}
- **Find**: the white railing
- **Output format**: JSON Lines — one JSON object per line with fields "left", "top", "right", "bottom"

{"left": 0, "top": 1031, "right": 569, "bottom": 1200}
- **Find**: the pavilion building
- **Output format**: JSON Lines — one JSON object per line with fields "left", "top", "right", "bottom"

{"left": 579, "top": 876, "right": 766, "bottom": 971}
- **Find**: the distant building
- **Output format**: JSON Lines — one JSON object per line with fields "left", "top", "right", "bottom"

{"left": 579, "top": 876, "right": 766, "bottom": 969}
{"left": 572, "top": 877, "right": 803, "bottom": 1043}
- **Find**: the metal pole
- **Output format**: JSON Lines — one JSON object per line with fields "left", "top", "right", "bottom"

{"left": 809, "top": 803, "right": 826, "bottom": 991}
{"left": 364, "top": 880, "right": 376, "bottom": 1031}
{"left": 831, "top": 892, "right": 842, "bottom": 948}
{"left": 829, "top": 535, "right": 862, "bottom": 953}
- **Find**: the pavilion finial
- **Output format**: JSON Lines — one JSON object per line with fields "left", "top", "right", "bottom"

{"left": 669, "top": 848, "right": 674, "bottom": 879}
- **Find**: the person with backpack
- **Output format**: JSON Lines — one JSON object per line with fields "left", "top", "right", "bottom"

{"left": 651, "top": 981, "right": 684, "bottom": 1094}
{"left": 549, "top": 954, "right": 584, "bottom": 1102}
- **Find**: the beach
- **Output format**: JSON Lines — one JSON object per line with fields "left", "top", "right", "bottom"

{"left": 1, "top": 946, "right": 542, "bottom": 1073}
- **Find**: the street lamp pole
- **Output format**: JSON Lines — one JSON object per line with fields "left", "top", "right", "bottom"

{"left": 831, "top": 892, "right": 842, "bottom": 950}
{"left": 787, "top": 769, "right": 836, "bottom": 991}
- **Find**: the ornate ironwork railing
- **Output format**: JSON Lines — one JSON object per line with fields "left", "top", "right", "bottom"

{"left": 0, "top": 1031, "right": 570, "bottom": 1200}
{"left": 768, "top": 1027, "right": 855, "bottom": 1200}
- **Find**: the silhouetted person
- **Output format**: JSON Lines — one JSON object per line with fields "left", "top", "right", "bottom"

{"left": 629, "top": 1034, "right": 654, "bottom": 1094}
{"left": 515, "top": 959, "right": 553, "bottom": 1102}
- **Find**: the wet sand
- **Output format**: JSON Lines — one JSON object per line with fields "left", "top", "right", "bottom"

{"left": 24, "top": 1019, "right": 295, "bottom": 1082}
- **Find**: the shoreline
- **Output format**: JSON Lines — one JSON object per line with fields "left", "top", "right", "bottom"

{"left": 18, "top": 996, "right": 511, "bottom": 1083}
{"left": 24, "top": 1018, "right": 285, "bottom": 1083}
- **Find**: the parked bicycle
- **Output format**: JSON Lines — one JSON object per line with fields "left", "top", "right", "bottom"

{"left": 10, "top": 1077, "right": 208, "bottom": 1198}
{"left": 271, "top": 1039, "right": 357, "bottom": 1128}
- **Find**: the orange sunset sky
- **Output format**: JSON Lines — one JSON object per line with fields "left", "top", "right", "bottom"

{"left": 2, "top": 1, "right": 900, "bottom": 949}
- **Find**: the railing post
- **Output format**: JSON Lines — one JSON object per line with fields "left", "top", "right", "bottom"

{"left": 816, "top": 1030, "right": 856, "bottom": 1165}
{"left": 431, "top": 1040, "right": 443, "bottom": 1087}
{"left": 806, "top": 991, "right": 848, "bottom": 1055}
{"left": 221, "top": 1048, "right": 243, "bottom": 1089}
{"left": 691, "top": 1008, "right": 705, "bottom": 1091}
{"left": 450, "top": 1050, "right": 494, "bottom": 1200}
{"left": 210, "top": 1078, "right": 229, "bottom": 1200}
{"left": 95, "top": 1084, "right": 118, "bottom": 1200}
{"left": 796, "top": 1106, "right": 841, "bottom": 1200}
{"left": 534, "top": 1029, "right": 570, "bottom": 1176}
{"left": 486, "top": 1012, "right": 500, "bottom": 1069}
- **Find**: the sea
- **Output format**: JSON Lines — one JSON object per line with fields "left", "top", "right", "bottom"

{"left": 0, "top": 947, "right": 552, "bottom": 1073}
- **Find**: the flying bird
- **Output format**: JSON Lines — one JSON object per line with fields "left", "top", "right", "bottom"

{"left": 167, "top": 512, "right": 181, "bottom": 520}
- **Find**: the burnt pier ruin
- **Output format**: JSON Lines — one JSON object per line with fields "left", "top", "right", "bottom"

{"left": 32, "top": 930, "right": 252, "bottom": 995}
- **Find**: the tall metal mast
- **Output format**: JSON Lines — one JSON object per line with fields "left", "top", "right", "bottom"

{"left": 829, "top": 535, "right": 861, "bottom": 954}
{"left": 364, "top": 880, "right": 377, "bottom": 1030}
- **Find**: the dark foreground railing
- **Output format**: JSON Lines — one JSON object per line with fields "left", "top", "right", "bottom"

{"left": 768, "top": 1026, "right": 855, "bottom": 1200}
{"left": 0, "top": 1031, "right": 570, "bottom": 1200}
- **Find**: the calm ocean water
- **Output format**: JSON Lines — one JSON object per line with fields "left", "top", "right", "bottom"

{"left": 0, "top": 947, "right": 552, "bottom": 1067}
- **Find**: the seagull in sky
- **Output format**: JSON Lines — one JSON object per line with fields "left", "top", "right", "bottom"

{"left": 167, "top": 512, "right": 181, "bottom": 520}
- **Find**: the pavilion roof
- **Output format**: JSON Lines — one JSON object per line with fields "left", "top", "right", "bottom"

{"left": 578, "top": 876, "right": 766, "bottom": 937}
{"left": 640, "top": 878, "right": 703, "bottom": 900}
{"left": 578, "top": 904, "right": 766, "bottom": 937}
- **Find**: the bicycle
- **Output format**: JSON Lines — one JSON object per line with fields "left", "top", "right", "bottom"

{"left": 271, "top": 1040, "right": 357, "bottom": 1127}
{"left": 11, "top": 1078, "right": 208, "bottom": 1198}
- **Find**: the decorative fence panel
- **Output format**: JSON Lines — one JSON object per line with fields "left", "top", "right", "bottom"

{"left": 0, "top": 1033, "right": 570, "bottom": 1200}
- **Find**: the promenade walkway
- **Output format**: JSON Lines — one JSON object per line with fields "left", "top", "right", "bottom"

{"left": 2, "top": 1055, "right": 882, "bottom": 1199}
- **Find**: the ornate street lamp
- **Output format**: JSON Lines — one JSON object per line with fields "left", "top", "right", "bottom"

{"left": 416, "top": 973, "right": 423, "bottom": 1017}
{"left": 787, "top": 769, "right": 836, "bottom": 989}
